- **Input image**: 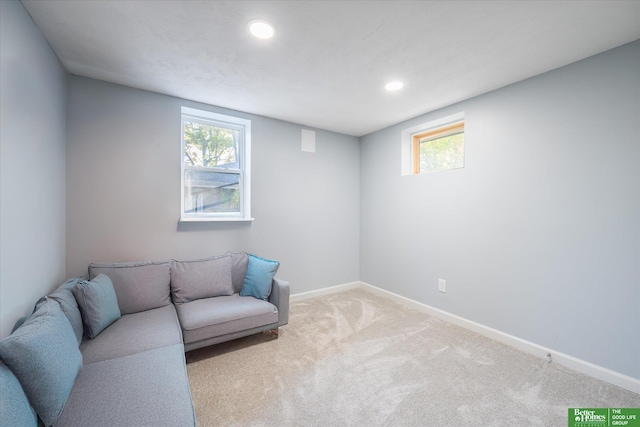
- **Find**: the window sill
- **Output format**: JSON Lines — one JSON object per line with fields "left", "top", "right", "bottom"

{"left": 179, "top": 217, "right": 255, "bottom": 223}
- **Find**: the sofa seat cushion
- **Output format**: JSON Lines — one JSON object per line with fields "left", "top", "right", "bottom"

{"left": 54, "top": 344, "right": 196, "bottom": 427}
{"left": 176, "top": 294, "right": 278, "bottom": 344}
{"left": 80, "top": 305, "right": 182, "bottom": 364}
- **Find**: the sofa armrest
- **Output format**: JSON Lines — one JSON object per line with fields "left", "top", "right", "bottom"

{"left": 269, "top": 278, "right": 290, "bottom": 327}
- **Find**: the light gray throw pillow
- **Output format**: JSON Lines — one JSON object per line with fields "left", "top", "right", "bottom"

{"left": 73, "top": 274, "right": 121, "bottom": 339}
{"left": 0, "top": 299, "right": 82, "bottom": 426}
{"left": 171, "top": 255, "right": 234, "bottom": 303}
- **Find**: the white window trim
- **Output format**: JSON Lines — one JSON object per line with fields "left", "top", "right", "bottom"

{"left": 180, "top": 107, "right": 253, "bottom": 222}
{"left": 400, "top": 112, "right": 465, "bottom": 176}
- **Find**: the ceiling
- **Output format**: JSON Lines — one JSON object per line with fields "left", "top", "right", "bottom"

{"left": 21, "top": 1, "right": 640, "bottom": 137}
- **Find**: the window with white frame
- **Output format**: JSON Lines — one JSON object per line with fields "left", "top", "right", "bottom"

{"left": 180, "top": 107, "right": 252, "bottom": 221}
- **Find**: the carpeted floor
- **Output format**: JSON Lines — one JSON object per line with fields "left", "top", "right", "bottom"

{"left": 186, "top": 288, "right": 640, "bottom": 426}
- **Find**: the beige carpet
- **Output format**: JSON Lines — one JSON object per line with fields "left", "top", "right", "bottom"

{"left": 186, "top": 288, "right": 640, "bottom": 426}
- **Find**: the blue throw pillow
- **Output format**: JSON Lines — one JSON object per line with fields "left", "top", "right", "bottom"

{"left": 0, "top": 299, "right": 82, "bottom": 426}
{"left": 73, "top": 274, "right": 121, "bottom": 338}
{"left": 240, "top": 254, "right": 279, "bottom": 300}
{"left": 0, "top": 361, "right": 38, "bottom": 427}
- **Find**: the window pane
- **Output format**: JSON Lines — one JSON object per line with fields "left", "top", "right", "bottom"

{"left": 183, "top": 121, "right": 239, "bottom": 169}
{"left": 419, "top": 132, "right": 464, "bottom": 173}
{"left": 184, "top": 170, "right": 240, "bottom": 214}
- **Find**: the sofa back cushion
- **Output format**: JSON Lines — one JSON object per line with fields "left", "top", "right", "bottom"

{"left": 73, "top": 274, "right": 121, "bottom": 339}
{"left": 0, "top": 299, "right": 82, "bottom": 426}
{"left": 0, "top": 361, "right": 38, "bottom": 427}
{"left": 227, "top": 252, "right": 249, "bottom": 294}
{"left": 171, "top": 255, "right": 234, "bottom": 303}
{"left": 89, "top": 261, "right": 171, "bottom": 315}
{"left": 35, "top": 277, "right": 84, "bottom": 345}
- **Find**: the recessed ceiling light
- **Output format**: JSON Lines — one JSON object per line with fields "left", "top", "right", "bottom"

{"left": 385, "top": 81, "right": 404, "bottom": 91}
{"left": 248, "top": 19, "right": 275, "bottom": 39}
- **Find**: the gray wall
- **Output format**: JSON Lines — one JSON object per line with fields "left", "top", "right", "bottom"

{"left": 66, "top": 76, "right": 360, "bottom": 293}
{"left": 360, "top": 41, "right": 640, "bottom": 379}
{"left": 0, "top": 0, "right": 67, "bottom": 337}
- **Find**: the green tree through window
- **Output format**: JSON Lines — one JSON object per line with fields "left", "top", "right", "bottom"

{"left": 183, "top": 122, "right": 239, "bottom": 168}
{"left": 419, "top": 132, "right": 464, "bottom": 173}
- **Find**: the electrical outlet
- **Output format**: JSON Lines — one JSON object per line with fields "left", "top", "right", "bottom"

{"left": 438, "top": 279, "right": 446, "bottom": 293}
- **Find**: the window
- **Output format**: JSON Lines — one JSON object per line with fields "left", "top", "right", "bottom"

{"left": 400, "top": 112, "right": 465, "bottom": 176}
{"left": 180, "top": 107, "right": 252, "bottom": 221}
{"left": 412, "top": 121, "right": 464, "bottom": 174}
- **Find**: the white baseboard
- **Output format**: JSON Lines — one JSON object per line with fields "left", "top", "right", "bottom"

{"left": 290, "top": 282, "right": 361, "bottom": 302}
{"left": 290, "top": 281, "right": 640, "bottom": 394}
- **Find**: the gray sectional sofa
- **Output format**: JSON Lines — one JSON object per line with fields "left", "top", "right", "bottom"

{"left": 0, "top": 252, "right": 290, "bottom": 427}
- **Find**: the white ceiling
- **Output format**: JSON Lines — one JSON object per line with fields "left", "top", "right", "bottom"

{"left": 21, "top": 1, "right": 640, "bottom": 136}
